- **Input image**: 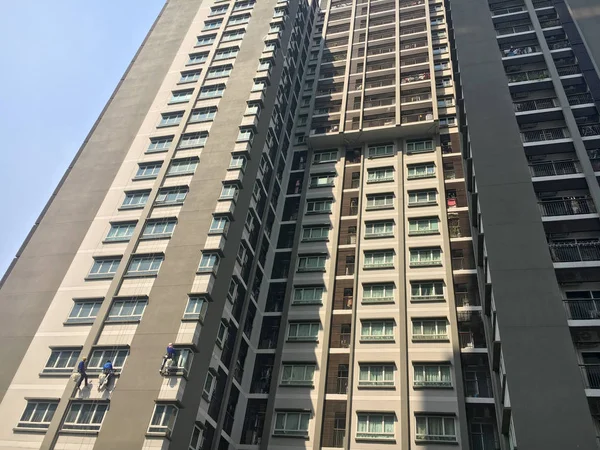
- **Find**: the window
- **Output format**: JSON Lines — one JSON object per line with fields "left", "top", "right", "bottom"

{"left": 143, "top": 218, "right": 176, "bottom": 239}
{"left": 408, "top": 217, "right": 439, "bottom": 235}
{"left": 366, "top": 193, "right": 394, "bottom": 210}
{"left": 214, "top": 47, "right": 239, "bottom": 60}
{"left": 17, "top": 401, "right": 58, "bottom": 430}
{"left": 190, "top": 107, "right": 217, "bottom": 122}
{"left": 203, "top": 371, "right": 216, "bottom": 400}
{"left": 227, "top": 279, "right": 239, "bottom": 303}
{"left": 229, "top": 155, "right": 247, "bottom": 170}
{"left": 364, "top": 250, "right": 394, "bottom": 269}
{"left": 135, "top": 162, "right": 162, "bottom": 180}
{"left": 435, "top": 77, "right": 452, "bottom": 88}
{"left": 412, "top": 319, "right": 448, "bottom": 341}
{"left": 367, "top": 167, "right": 394, "bottom": 183}
{"left": 270, "top": 24, "right": 282, "bottom": 33}
{"left": 222, "top": 29, "right": 246, "bottom": 41}
{"left": 274, "top": 411, "right": 310, "bottom": 436}
{"left": 67, "top": 299, "right": 102, "bottom": 324}
{"left": 170, "top": 89, "right": 194, "bottom": 104}
{"left": 199, "top": 84, "right": 225, "bottom": 98}
{"left": 187, "top": 53, "right": 208, "bottom": 67}
{"left": 298, "top": 255, "right": 327, "bottom": 272}
{"left": 189, "top": 424, "right": 205, "bottom": 450}
{"left": 88, "top": 348, "right": 128, "bottom": 372}
{"left": 107, "top": 298, "right": 147, "bottom": 322}
{"left": 196, "top": 34, "right": 216, "bottom": 46}
{"left": 105, "top": 222, "right": 137, "bottom": 242}
{"left": 198, "top": 253, "right": 219, "bottom": 273}
{"left": 179, "top": 132, "right": 207, "bottom": 148}
{"left": 368, "top": 143, "right": 394, "bottom": 158}
{"left": 408, "top": 190, "right": 437, "bottom": 206}
{"left": 406, "top": 139, "right": 434, "bottom": 154}
{"left": 126, "top": 254, "right": 164, "bottom": 276}
{"left": 358, "top": 364, "right": 395, "bottom": 387}
{"left": 288, "top": 322, "right": 320, "bottom": 341}
{"left": 438, "top": 96, "right": 454, "bottom": 107}
{"left": 439, "top": 116, "right": 456, "bottom": 126}
{"left": 408, "top": 163, "right": 436, "bottom": 179}
{"left": 156, "top": 186, "right": 188, "bottom": 205}
{"left": 121, "top": 190, "right": 150, "bottom": 209}
{"left": 88, "top": 257, "right": 121, "bottom": 279}
{"left": 148, "top": 136, "right": 173, "bottom": 153}
{"left": 307, "top": 198, "right": 333, "bottom": 214}
{"left": 228, "top": 13, "right": 251, "bottom": 26}
{"left": 293, "top": 286, "right": 324, "bottom": 304}
{"left": 209, "top": 216, "right": 230, "bottom": 234}
{"left": 210, "top": 4, "right": 229, "bottom": 15}
{"left": 216, "top": 321, "right": 228, "bottom": 347}
{"left": 220, "top": 184, "right": 238, "bottom": 200}
{"left": 410, "top": 248, "right": 442, "bottom": 267}
{"left": 302, "top": 225, "right": 330, "bottom": 242}
{"left": 245, "top": 102, "right": 261, "bottom": 116}
{"left": 357, "top": 413, "right": 394, "bottom": 440}
{"left": 361, "top": 320, "right": 394, "bottom": 341}
{"left": 416, "top": 416, "right": 456, "bottom": 442}
{"left": 206, "top": 64, "right": 233, "bottom": 79}
{"left": 63, "top": 402, "right": 108, "bottom": 431}
{"left": 363, "top": 284, "right": 394, "bottom": 303}
{"left": 314, "top": 150, "right": 337, "bottom": 163}
{"left": 233, "top": 0, "right": 255, "bottom": 11}
{"left": 149, "top": 404, "right": 178, "bottom": 435}
{"left": 281, "top": 364, "right": 316, "bottom": 386}
{"left": 43, "top": 348, "right": 81, "bottom": 374}
{"left": 413, "top": 364, "right": 451, "bottom": 387}
{"left": 159, "top": 111, "right": 184, "bottom": 127}
{"left": 168, "top": 158, "right": 199, "bottom": 176}
{"left": 365, "top": 221, "right": 394, "bottom": 238}
{"left": 411, "top": 281, "right": 444, "bottom": 301}
{"left": 184, "top": 296, "right": 208, "bottom": 321}
{"left": 432, "top": 45, "right": 448, "bottom": 55}
{"left": 180, "top": 70, "right": 201, "bottom": 83}
{"left": 237, "top": 128, "right": 254, "bottom": 142}
{"left": 251, "top": 80, "right": 266, "bottom": 92}
{"left": 309, "top": 172, "right": 335, "bottom": 187}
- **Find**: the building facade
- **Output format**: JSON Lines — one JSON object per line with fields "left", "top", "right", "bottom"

{"left": 0, "top": 0, "right": 599, "bottom": 448}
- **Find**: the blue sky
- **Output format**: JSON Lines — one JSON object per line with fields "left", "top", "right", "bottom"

{"left": 0, "top": 1, "right": 165, "bottom": 277}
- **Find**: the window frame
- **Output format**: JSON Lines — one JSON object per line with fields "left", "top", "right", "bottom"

{"left": 287, "top": 322, "right": 320, "bottom": 341}
{"left": 301, "top": 225, "right": 330, "bottom": 242}
{"left": 135, "top": 162, "right": 162, "bottom": 180}
{"left": 367, "top": 143, "right": 394, "bottom": 158}
{"left": 412, "top": 319, "right": 449, "bottom": 341}
{"left": 62, "top": 402, "right": 108, "bottom": 432}
{"left": 170, "top": 89, "right": 194, "bottom": 104}
{"left": 413, "top": 364, "right": 452, "bottom": 388}
{"left": 356, "top": 413, "right": 395, "bottom": 440}
{"left": 179, "top": 70, "right": 201, "bottom": 84}
{"left": 280, "top": 364, "right": 316, "bottom": 386}
{"left": 363, "top": 284, "right": 395, "bottom": 304}
{"left": 121, "top": 190, "right": 150, "bottom": 209}
{"left": 364, "top": 250, "right": 394, "bottom": 269}
{"left": 148, "top": 404, "right": 179, "bottom": 436}
{"left": 159, "top": 111, "right": 184, "bottom": 127}
{"left": 297, "top": 254, "right": 327, "bottom": 272}
{"left": 273, "top": 411, "right": 311, "bottom": 437}
{"left": 184, "top": 296, "right": 209, "bottom": 321}
{"left": 105, "top": 222, "right": 137, "bottom": 242}
{"left": 410, "top": 281, "right": 445, "bottom": 301}
{"left": 167, "top": 157, "right": 199, "bottom": 176}
{"left": 107, "top": 298, "right": 148, "bottom": 322}
{"left": 66, "top": 299, "right": 102, "bottom": 324}
{"left": 292, "top": 286, "right": 325, "bottom": 305}
{"left": 125, "top": 254, "right": 164, "bottom": 277}
{"left": 198, "top": 253, "right": 220, "bottom": 273}
{"left": 415, "top": 415, "right": 457, "bottom": 442}
{"left": 87, "top": 257, "right": 121, "bottom": 279}
{"left": 407, "top": 163, "right": 436, "bottom": 179}
{"left": 408, "top": 190, "right": 438, "bottom": 206}
{"left": 360, "top": 320, "right": 395, "bottom": 342}
{"left": 17, "top": 400, "right": 58, "bottom": 430}
{"left": 364, "top": 221, "right": 394, "bottom": 238}
{"left": 306, "top": 198, "right": 333, "bottom": 214}
{"left": 189, "top": 107, "right": 217, "bottom": 123}
{"left": 43, "top": 348, "right": 81, "bottom": 374}
{"left": 358, "top": 364, "right": 395, "bottom": 387}
{"left": 367, "top": 167, "right": 394, "bottom": 183}
{"left": 142, "top": 218, "right": 177, "bottom": 239}
{"left": 88, "top": 348, "right": 129, "bottom": 373}
{"left": 406, "top": 139, "right": 434, "bottom": 154}
{"left": 313, "top": 150, "right": 337, "bottom": 164}
{"left": 365, "top": 193, "right": 394, "bottom": 210}
{"left": 409, "top": 247, "right": 442, "bottom": 267}
{"left": 147, "top": 136, "right": 173, "bottom": 153}
{"left": 155, "top": 186, "right": 189, "bottom": 206}
{"left": 408, "top": 217, "right": 440, "bottom": 236}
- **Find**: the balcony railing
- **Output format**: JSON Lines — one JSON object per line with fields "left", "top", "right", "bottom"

{"left": 529, "top": 160, "right": 581, "bottom": 177}
{"left": 538, "top": 197, "right": 595, "bottom": 216}
{"left": 568, "top": 93, "right": 594, "bottom": 105}
{"left": 401, "top": 72, "right": 431, "bottom": 84}
{"left": 400, "top": 40, "right": 427, "bottom": 51}
{"left": 548, "top": 39, "right": 570, "bottom": 50}
{"left": 401, "top": 55, "right": 429, "bottom": 66}
{"left": 401, "top": 111, "right": 434, "bottom": 123}
{"left": 579, "top": 123, "right": 600, "bottom": 137}
{"left": 362, "top": 117, "right": 395, "bottom": 128}
{"left": 495, "top": 24, "right": 533, "bottom": 35}
{"left": 360, "top": 98, "right": 395, "bottom": 109}
{"left": 337, "top": 377, "right": 349, "bottom": 394}
{"left": 401, "top": 92, "right": 432, "bottom": 103}
{"left": 521, "top": 127, "right": 569, "bottom": 142}
{"left": 465, "top": 374, "right": 493, "bottom": 397}
{"left": 459, "top": 331, "right": 486, "bottom": 349}
{"left": 533, "top": 0, "right": 552, "bottom": 7}
{"left": 557, "top": 65, "right": 581, "bottom": 76}
{"left": 549, "top": 241, "right": 600, "bottom": 262}
{"left": 311, "top": 125, "right": 339, "bottom": 135}
{"left": 491, "top": 6, "right": 525, "bottom": 15}
{"left": 333, "top": 429, "right": 346, "bottom": 448}
{"left": 456, "top": 292, "right": 478, "bottom": 307}
{"left": 507, "top": 69, "right": 549, "bottom": 83}
{"left": 540, "top": 18, "right": 561, "bottom": 28}
{"left": 580, "top": 364, "right": 600, "bottom": 389}
{"left": 564, "top": 299, "right": 600, "bottom": 320}
{"left": 513, "top": 97, "right": 558, "bottom": 112}
{"left": 502, "top": 45, "right": 540, "bottom": 57}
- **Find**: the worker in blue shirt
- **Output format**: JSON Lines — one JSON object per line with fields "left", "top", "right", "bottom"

{"left": 101, "top": 360, "right": 114, "bottom": 389}
{"left": 75, "top": 357, "right": 88, "bottom": 389}
{"left": 160, "top": 343, "right": 176, "bottom": 374}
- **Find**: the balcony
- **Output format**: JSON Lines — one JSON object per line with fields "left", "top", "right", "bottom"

{"left": 521, "top": 127, "right": 569, "bottom": 143}
{"left": 579, "top": 123, "right": 600, "bottom": 137}
{"left": 580, "top": 364, "right": 600, "bottom": 389}
{"left": 495, "top": 23, "right": 533, "bottom": 36}
{"left": 491, "top": 6, "right": 525, "bottom": 16}
{"left": 529, "top": 159, "right": 581, "bottom": 177}
{"left": 400, "top": 71, "right": 431, "bottom": 84}
{"left": 507, "top": 68, "right": 549, "bottom": 83}
{"left": 401, "top": 111, "right": 434, "bottom": 124}
{"left": 401, "top": 92, "right": 432, "bottom": 103}
{"left": 540, "top": 18, "right": 561, "bottom": 28}
{"left": 549, "top": 240, "right": 600, "bottom": 262}
{"left": 538, "top": 197, "right": 595, "bottom": 216}
{"left": 502, "top": 45, "right": 540, "bottom": 58}
{"left": 399, "top": 0, "right": 425, "bottom": 8}
{"left": 557, "top": 65, "right": 581, "bottom": 76}
{"left": 548, "top": 39, "right": 571, "bottom": 50}
{"left": 361, "top": 97, "right": 395, "bottom": 109}
{"left": 564, "top": 299, "right": 600, "bottom": 320}
{"left": 465, "top": 371, "right": 493, "bottom": 398}
{"left": 310, "top": 124, "right": 339, "bottom": 135}
{"left": 459, "top": 331, "right": 486, "bottom": 349}
{"left": 568, "top": 93, "right": 594, "bottom": 106}
{"left": 514, "top": 97, "right": 559, "bottom": 112}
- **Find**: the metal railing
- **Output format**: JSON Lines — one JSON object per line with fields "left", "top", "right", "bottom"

{"left": 491, "top": 6, "right": 525, "bottom": 15}
{"left": 452, "top": 257, "right": 475, "bottom": 270}
{"left": 401, "top": 72, "right": 430, "bottom": 84}
{"left": 529, "top": 160, "right": 581, "bottom": 177}
{"left": 336, "top": 377, "right": 349, "bottom": 394}
{"left": 401, "top": 55, "right": 429, "bottom": 66}
{"left": 465, "top": 374, "right": 493, "bottom": 397}
{"left": 333, "top": 429, "right": 346, "bottom": 448}
{"left": 521, "top": 127, "right": 569, "bottom": 142}
{"left": 507, "top": 69, "right": 549, "bottom": 83}
{"left": 548, "top": 39, "right": 570, "bottom": 50}
{"left": 366, "top": 46, "right": 395, "bottom": 56}
{"left": 579, "top": 124, "right": 600, "bottom": 137}
{"left": 459, "top": 331, "right": 486, "bottom": 349}
{"left": 311, "top": 125, "right": 339, "bottom": 135}
{"left": 564, "top": 299, "right": 600, "bottom": 320}
{"left": 538, "top": 197, "right": 595, "bottom": 216}
{"left": 400, "top": 40, "right": 427, "bottom": 50}
{"left": 549, "top": 241, "right": 600, "bottom": 262}
{"left": 496, "top": 24, "right": 533, "bottom": 35}
{"left": 532, "top": 0, "right": 552, "bottom": 7}
{"left": 361, "top": 98, "right": 395, "bottom": 108}
{"left": 399, "top": 0, "right": 425, "bottom": 8}
{"left": 540, "top": 18, "right": 561, "bottom": 28}
{"left": 557, "top": 65, "right": 580, "bottom": 76}
{"left": 513, "top": 97, "right": 558, "bottom": 112}
{"left": 313, "top": 106, "right": 341, "bottom": 115}
{"left": 580, "top": 364, "right": 600, "bottom": 389}
{"left": 567, "top": 93, "right": 594, "bottom": 105}
{"left": 361, "top": 78, "right": 395, "bottom": 89}
{"left": 401, "top": 111, "right": 434, "bottom": 123}
{"left": 401, "top": 93, "right": 432, "bottom": 103}
{"left": 502, "top": 45, "right": 540, "bottom": 57}
{"left": 363, "top": 117, "right": 395, "bottom": 128}
{"left": 456, "top": 292, "right": 478, "bottom": 307}
{"left": 591, "top": 158, "right": 600, "bottom": 171}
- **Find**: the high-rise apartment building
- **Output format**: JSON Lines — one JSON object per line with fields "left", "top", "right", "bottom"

{"left": 1, "top": 0, "right": 600, "bottom": 448}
